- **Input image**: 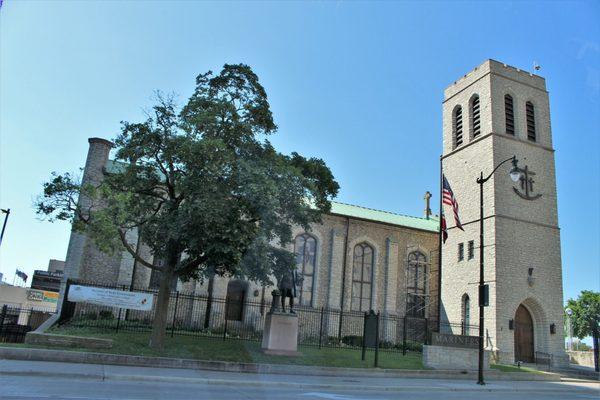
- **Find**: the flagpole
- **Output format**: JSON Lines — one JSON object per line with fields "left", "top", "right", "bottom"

{"left": 437, "top": 155, "right": 443, "bottom": 332}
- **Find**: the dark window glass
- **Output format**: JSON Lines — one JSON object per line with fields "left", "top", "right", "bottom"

{"left": 351, "top": 243, "right": 373, "bottom": 312}
{"left": 471, "top": 96, "right": 481, "bottom": 137}
{"left": 462, "top": 294, "right": 471, "bottom": 335}
{"left": 526, "top": 101, "right": 536, "bottom": 141}
{"left": 294, "top": 233, "right": 316, "bottom": 306}
{"left": 458, "top": 243, "right": 464, "bottom": 261}
{"left": 505, "top": 94, "right": 515, "bottom": 135}
{"left": 468, "top": 240, "right": 474, "bottom": 260}
{"left": 225, "top": 280, "right": 246, "bottom": 321}
{"left": 454, "top": 106, "right": 463, "bottom": 147}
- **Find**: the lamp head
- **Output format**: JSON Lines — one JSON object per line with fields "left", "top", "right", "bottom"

{"left": 509, "top": 156, "right": 522, "bottom": 182}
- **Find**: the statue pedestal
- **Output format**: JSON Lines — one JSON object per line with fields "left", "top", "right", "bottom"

{"left": 261, "top": 312, "right": 301, "bottom": 356}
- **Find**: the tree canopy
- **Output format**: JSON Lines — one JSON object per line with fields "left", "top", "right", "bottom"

{"left": 36, "top": 64, "right": 339, "bottom": 348}
{"left": 566, "top": 290, "right": 600, "bottom": 340}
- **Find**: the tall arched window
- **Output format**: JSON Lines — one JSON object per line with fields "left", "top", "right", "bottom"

{"left": 504, "top": 94, "right": 515, "bottom": 135}
{"left": 526, "top": 101, "right": 536, "bottom": 141}
{"left": 461, "top": 294, "right": 470, "bottom": 335}
{"left": 471, "top": 95, "right": 481, "bottom": 138}
{"left": 351, "top": 243, "right": 373, "bottom": 312}
{"left": 225, "top": 280, "right": 247, "bottom": 321}
{"left": 406, "top": 251, "right": 427, "bottom": 317}
{"left": 454, "top": 106, "right": 464, "bottom": 147}
{"left": 294, "top": 234, "right": 316, "bottom": 306}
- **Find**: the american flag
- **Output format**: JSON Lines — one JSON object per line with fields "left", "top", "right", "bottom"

{"left": 442, "top": 175, "right": 464, "bottom": 231}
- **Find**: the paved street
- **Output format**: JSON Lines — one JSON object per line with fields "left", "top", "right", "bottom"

{"left": 0, "top": 360, "right": 598, "bottom": 400}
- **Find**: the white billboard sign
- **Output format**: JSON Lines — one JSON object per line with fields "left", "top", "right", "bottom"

{"left": 68, "top": 285, "right": 154, "bottom": 311}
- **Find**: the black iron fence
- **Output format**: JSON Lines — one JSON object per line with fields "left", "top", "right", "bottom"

{"left": 0, "top": 305, "right": 56, "bottom": 343}
{"left": 60, "top": 280, "right": 438, "bottom": 354}
{"left": 439, "top": 321, "right": 480, "bottom": 337}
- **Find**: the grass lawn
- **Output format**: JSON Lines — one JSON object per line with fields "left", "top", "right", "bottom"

{"left": 5, "top": 326, "right": 423, "bottom": 370}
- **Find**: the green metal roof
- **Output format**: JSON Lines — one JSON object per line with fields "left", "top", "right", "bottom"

{"left": 329, "top": 201, "right": 439, "bottom": 232}
{"left": 105, "top": 160, "right": 437, "bottom": 232}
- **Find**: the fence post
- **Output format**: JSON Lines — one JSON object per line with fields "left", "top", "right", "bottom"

{"left": 0, "top": 304, "right": 7, "bottom": 336}
{"left": 59, "top": 279, "right": 73, "bottom": 324}
{"left": 319, "top": 307, "right": 324, "bottom": 349}
{"left": 171, "top": 291, "right": 180, "bottom": 338}
{"left": 374, "top": 312, "right": 380, "bottom": 368}
{"left": 338, "top": 309, "right": 344, "bottom": 342}
{"left": 361, "top": 312, "right": 367, "bottom": 361}
{"left": 424, "top": 318, "right": 429, "bottom": 345}
{"left": 223, "top": 316, "right": 228, "bottom": 341}
{"left": 116, "top": 308, "right": 122, "bottom": 333}
{"left": 402, "top": 316, "right": 407, "bottom": 356}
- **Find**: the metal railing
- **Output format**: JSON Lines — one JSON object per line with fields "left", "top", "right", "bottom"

{"left": 0, "top": 305, "right": 56, "bottom": 343}
{"left": 60, "top": 280, "right": 438, "bottom": 353}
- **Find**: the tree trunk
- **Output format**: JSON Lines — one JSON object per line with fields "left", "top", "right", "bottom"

{"left": 149, "top": 268, "right": 174, "bottom": 350}
{"left": 593, "top": 330, "right": 599, "bottom": 373}
{"left": 203, "top": 275, "right": 214, "bottom": 329}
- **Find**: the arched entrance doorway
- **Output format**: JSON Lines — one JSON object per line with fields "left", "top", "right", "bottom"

{"left": 514, "top": 304, "right": 534, "bottom": 362}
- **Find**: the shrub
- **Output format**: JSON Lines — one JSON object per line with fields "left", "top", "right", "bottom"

{"left": 341, "top": 335, "right": 363, "bottom": 347}
{"left": 99, "top": 311, "right": 115, "bottom": 320}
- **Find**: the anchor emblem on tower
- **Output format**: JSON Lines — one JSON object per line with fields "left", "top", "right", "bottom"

{"left": 513, "top": 165, "right": 542, "bottom": 200}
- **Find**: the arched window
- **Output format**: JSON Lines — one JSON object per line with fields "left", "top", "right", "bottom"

{"left": 504, "top": 94, "right": 515, "bottom": 135}
{"left": 351, "top": 243, "right": 373, "bottom": 312}
{"left": 461, "top": 294, "right": 470, "bottom": 335}
{"left": 225, "top": 280, "right": 247, "bottom": 321}
{"left": 406, "top": 251, "right": 427, "bottom": 317}
{"left": 454, "top": 106, "right": 463, "bottom": 147}
{"left": 471, "top": 95, "right": 481, "bottom": 138}
{"left": 526, "top": 101, "right": 536, "bottom": 141}
{"left": 294, "top": 233, "right": 316, "bottom": 306}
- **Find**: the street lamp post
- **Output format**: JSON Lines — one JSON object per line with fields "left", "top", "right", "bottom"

{"left": 476, "top": 155, "right": 522, "bottom": 385}
{"left": 0, "top": 208, "right": 10, "bottom": 248}
{"left": 566, "top": 308, "right": 573, "bottom": 352}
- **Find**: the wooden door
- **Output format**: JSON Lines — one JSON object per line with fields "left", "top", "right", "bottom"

{"left": 514, "top": 304, "right": 534, "bottom": 362}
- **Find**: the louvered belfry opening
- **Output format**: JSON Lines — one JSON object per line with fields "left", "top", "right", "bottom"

{"left": 454, "top": 106, "right": 463, "bottom": 147}
{"left": 505, "top": 94, "right": 515, "bottom": 135}
{"left": 471, "top": 96, "right": 481, "bottom": 137}
{"left": 526, "top": 101, "right": 536, "bottom": 141}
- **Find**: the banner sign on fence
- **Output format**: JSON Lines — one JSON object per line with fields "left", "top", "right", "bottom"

{"left": 68, "top": 285, "right": 154, "bottom": 311}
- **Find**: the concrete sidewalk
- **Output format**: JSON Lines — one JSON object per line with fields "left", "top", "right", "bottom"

{"left": 0, "top": 346, "right": 559, "bottom": 381}
{"left": 1, "top": 359, "right": 599, "bottom": 394}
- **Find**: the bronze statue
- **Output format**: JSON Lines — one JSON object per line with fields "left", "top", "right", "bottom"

{"left": 278, "top": 269, "right": 301, "bottom": 313}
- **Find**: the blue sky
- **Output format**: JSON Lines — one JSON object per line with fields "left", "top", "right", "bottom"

{"left": 0, "top": 1, "right": 598, "bottom": 307}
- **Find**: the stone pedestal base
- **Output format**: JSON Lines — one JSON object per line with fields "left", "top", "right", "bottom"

{"left": 423, "top": 345, "right": 490, "bottom": 370}
{"left": 261, "top": 312, "right": 300, "bottom": 356}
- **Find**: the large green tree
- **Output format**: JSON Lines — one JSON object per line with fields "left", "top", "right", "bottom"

{"left": 36, "top": 64, "right": 339, "bottom": 350}
{"left": 565, "top": 290, "right": 600, "bottom": 371}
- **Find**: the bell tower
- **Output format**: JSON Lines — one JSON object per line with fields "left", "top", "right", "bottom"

{"left": 440, "top": 60, "right": 567, "bottom": 366}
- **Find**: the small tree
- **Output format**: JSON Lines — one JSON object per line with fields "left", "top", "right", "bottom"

{"left": 36, "top": 64, "right": 339, "bottom": 350}
{"left": 565, "top": 291, "right": 600, "bottom": 371}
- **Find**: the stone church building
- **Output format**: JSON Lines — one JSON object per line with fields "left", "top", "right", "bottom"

{"left": 61, "top": 60, "right": 568, "bottom": 366}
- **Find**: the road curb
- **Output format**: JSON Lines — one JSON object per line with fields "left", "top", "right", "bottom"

{"left": 0, "top": 346, "right": 560, "bottom": 382}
